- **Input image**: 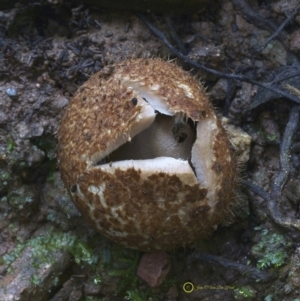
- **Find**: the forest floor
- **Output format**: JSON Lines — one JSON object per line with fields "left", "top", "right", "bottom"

{"left": 1, "top": 0, "right": 300, "bottom": 300}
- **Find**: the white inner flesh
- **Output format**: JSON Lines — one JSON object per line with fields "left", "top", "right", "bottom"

{"left": 192, "top": 118, "right": 217, "bottom": 205}
{"left": 125, "top": 81, "right": 173, "bottom": 116}
{"left": 99, "top": 157, "right": 199, "bottom": 185}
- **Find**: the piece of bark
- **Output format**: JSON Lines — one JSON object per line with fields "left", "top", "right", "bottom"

{"left": 137, "top": 252, "right": 170, "bottom": 287}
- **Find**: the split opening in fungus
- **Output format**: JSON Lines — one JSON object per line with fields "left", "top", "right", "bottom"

{"left": 91, "top": 94, "right": 216, "bottom": 196}
{"left": 107, "top": 113, "right": 197, "bottom": 162}
{"left": 92, "top": 88, "right": 199, "bottom": 169}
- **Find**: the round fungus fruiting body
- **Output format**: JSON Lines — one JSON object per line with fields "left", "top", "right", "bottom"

{"left": 58, "top": 58, "right": 237, "bottom": 251}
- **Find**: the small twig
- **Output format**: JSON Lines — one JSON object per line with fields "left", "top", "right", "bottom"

{"left": 137, "top": 13, "right": 300, "bottom": 105}
{"left": 232, "top": 0, "right": 286, "bottom": 41}
{"left": 163, "top": 15, "right": 187, "bottom": 55}
{"left": 282, "top": 84, "right": 300, "bottom": 97}
{"left": 223, "top": 77, "right": 233, "bottom": 117}
{"left": 258, "top": 5, "right": 300, "bottom": 51}
{"left": 242, "top": 181, "right": 271, "bottom": 203}
{"left": 246, "top": 106, "right": 300, "bottom": 231}
{"left": 271, "top": 70, "right": 300, "bottom": 85}
{"left": 223, "top": 63, "right": 242, "bottom": 116}
{"left": 189, "top": 253, "right": 276, "bottom": 282}
{"left": 269, "top": 105, "right": 300, "bottom": 219}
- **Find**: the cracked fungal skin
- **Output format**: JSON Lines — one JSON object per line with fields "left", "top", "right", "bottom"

{"left": 58, "top": 58, "right": 237, "bottom": 251}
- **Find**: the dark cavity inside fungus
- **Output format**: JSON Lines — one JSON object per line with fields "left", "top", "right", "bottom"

{"left": 95, "top": 113, "right": 197, "bottom": 165}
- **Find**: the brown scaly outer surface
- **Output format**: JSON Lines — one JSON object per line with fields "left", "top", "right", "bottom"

{"left": 58, "top": 58, "right": 237, "bottom": 251}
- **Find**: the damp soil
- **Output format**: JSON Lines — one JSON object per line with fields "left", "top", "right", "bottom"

{"left": 1, "top": 1, "right": 300, "bottom": 301}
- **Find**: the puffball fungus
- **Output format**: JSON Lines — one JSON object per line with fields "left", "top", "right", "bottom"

{"left": 58, "top": 58, "right": 237, "bottom": 251}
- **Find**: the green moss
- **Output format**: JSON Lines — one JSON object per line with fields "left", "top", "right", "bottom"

{"left": 30, "top": 135, "right": 59, "bottom": 180}
{"left": 31, "top": 274, "right": 42, "bottom": 286}
{"left": 125, "top": 289, "right": 155, "bottom": 301}
{"left": 30, "top": 135, "right": 56, "bottom": 160}
{"left": 3, "top": 229, "right": 173, "bottom": 300}
{"left": 53, "top": 276, "right": 59, "bottom": 286}
{"left": 257, "top": 128, "right": 279, "bottom": 143}
{"left": 6, "top": 136, "right": 16, "bottom": 153}
{"left": 98, "top": 246, "right": 141, "bottom": 294}
{"left": 234, "top": 286, "right": 256, "bottom": 299}
{"left": 93, "top": 275, "right": 102, "bottom": 285}
{"left": 0, "top": 170, "right": 10, "bottom": 182}
{"left": 263, "top": 286, "right": 280, "bottom": 301}
{"left": 265, "top": 133, "right": 277, "bottom": 142}
{"left": 264, "top": 294, "right": 273, "bottom": 301}
{"left": 9, "top": 194, "right": 35, "bottom": 211}
{"left": 251, "top": 227, "right": 292, "bottom": 269}
{"left": 72, "top": 241, "right": 98, "bottom": 265}
{"left": 2, "top": 243, "right": 26, "bottom": 266}
{"left": 0, "top": 163, "right": 11, "bottom": 195}
{"left": 2, "top": 229, "right": 98, "bottom": 268}
{"left": 89, "top": 244, "right": 161, "bottom": 300}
